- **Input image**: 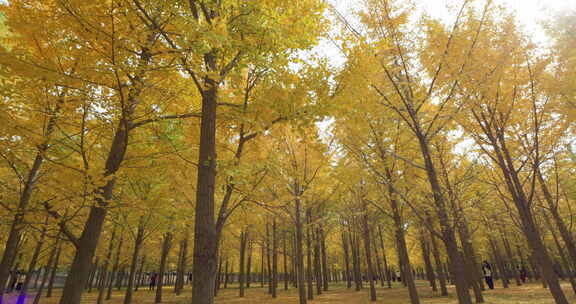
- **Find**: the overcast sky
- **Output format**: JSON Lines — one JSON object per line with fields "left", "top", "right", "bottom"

{"left": 321, "top": 0, "right": 575, "bottom": 67}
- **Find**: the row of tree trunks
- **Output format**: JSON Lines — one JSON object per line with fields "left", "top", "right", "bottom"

{"left": 123, "top": 219, "right": 145, "bottom": 304}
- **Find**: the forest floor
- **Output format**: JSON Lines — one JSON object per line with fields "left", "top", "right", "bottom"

{"left": 4, "top": 280, "right": 575, "bottom": 304}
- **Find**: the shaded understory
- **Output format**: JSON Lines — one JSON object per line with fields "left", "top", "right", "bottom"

{"left": 5, "top": 281, "right": 575, "bottom": 304}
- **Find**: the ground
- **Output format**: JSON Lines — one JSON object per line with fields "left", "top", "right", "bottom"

{"left": 4, "top": 281, "right": 575, "bottom": 304}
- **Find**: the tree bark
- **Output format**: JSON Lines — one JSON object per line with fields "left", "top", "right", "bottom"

{"left": 107, "top": 233, "right": 124, "bottom": 300}
{"left": 32, "top": 238, "right": 58, "bottom": 304}
{"left": 239, "top": 230, "right": 247, "bottom": 297}
{"left": 361, "top": 202, "right": 377, "bottom": 302}
{"left": 429, "top": 227, "right": 448, "bottom": 296}
{"left": 272, "top": 219, "right": 278, "bottom": 298}
{"left": 246, "top": 242, "right": 252, "bottom": 289}
{"left": 16, "top": 223, "right": 47, "bottom": 304}
{"left": 155, "top": 232, "right": 173, "bottom": 304}
{"left": 342, "top": 229, "right": 352, "bottom": 289}
{"left": 458, "top": 219, "right": 483, "bottom": 302}
{"left": 314, "top": 228, "right": 322, "bottom": 296}
{"left": 47, "top": 242, "right": 62, "bottom": 298}
{"left": 489, "top": 237, "right": 509, "bottom": 288}
{"left": 306, "top": 209, "right": 314, "bottom": 300}
{"left": 283, "top": 232, "right": 289, "bottom": 291}
{"left": 320, "top": 225, "right": 329, "bottom": 292}
{"left": 295, "top": 195, "right": 307, "bottom": 304}
{"left": 420, "top": 235, "right": 437, "bottom": 291}
{"left": 538, "top": 170, "right": 576, "bottom": 270}
{"left": 377, "top": 226, "right": 392, "bottom": 289}
{"left": 123, "top": 220, "right": 145, "bottom": 304}
{"left": 0, "top": 97, "right": 63, "bottom": 300}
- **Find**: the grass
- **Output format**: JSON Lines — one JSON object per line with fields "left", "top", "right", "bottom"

{"left": 4, "top": 280, "right": 575, "bottom": 303}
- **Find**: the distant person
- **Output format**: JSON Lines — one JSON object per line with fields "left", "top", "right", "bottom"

{"left": 482, "top": 261, "right": 494, "bottom": 289}
{"left": 519, "top": 265, "right": 527, "bottom": 283}
{"left": 15, "top": 270, "right": 24, "bottom": 291}
{"left": 188, "top": 272, "right": 193, "bottom": 284}
{"left": 149, "top": 272, "right": 157, "bottom": 290}
{"left": 395, "top": 270, "right": 401, "bottom": 282}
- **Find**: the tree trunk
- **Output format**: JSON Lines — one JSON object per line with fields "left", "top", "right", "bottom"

{"left": 272, "top": 219, "right": 278, "bottom": 298}
{"left": 16, "top": 223, "right": 47, "bottom": 304}
{"left": 123, "top": 221, "right": 145, "bottom": 304}
{"left": 155, "top": 232, "right": 173, "bottom": 304}
{"left": 32, "top": 238, "right": 58, "bottom": 304}
{"left": 306, "top": 209, "right": 314, "bottom": 300}
{"left": 350, "top": 226, "right": 362, "bottom": 291}
{"left": 489, "top": 237, "right": 509, "bottom": 288}
{"left": 283, "top": 232, "right": 289, "bottom": 291}
{"left": 314, "top": 228, "right": 322, "bottom": 296}
{"left": 47, "top": 242, "right": 62, "bottom": 298}
{"left": 377, "top": 226, "right": 392, "bottom": 289}
{"left": 458, "top": 219, "right": 483, "bottom": 302}
{"left": 175, "top": 234, "right": 188, "bottom": 295}
{"left": 538, "top": 170, "right": 576, "bottom": 269}
{"left": 420, "top": 235, "right": 437, "bottom": 291}
{"left": 224, "top": 259, "right": 229, "bottom": 289}
{"left": 390, "top": 202, "right": 419, "bottom": 304}
{"left": 107, "top": 233, "right": 124, "bottom": 300}
{"left": 361, "top": 202, "right": 376, "bottom": 302}
{"left": 544, "top": 212, "right": 576, "bottom": 295}
{"left": 0, "top": 123, "right": 60, "bottom": 300}
{"left": 295, "top": 196, "right": 307, "bottom": 304}
{"left": 342, "top": 229, "right": 352, "bottom": 289}
{"left": 429, "top": 228, "right": 448, "bottom": 296}
{"left": 372, "top": 237, "right": 385, "bottom": 288}
{"left": 239, "top": 230, "right": 247, "bottom": 297}
{"left": 416, "top": 135, "right": 471, "bottom": 304}
{"left": 320, "top": 225, "right": 329, "bottom": 291}
{"left": 246, "top": 242, "right": 252, "bottom": 289}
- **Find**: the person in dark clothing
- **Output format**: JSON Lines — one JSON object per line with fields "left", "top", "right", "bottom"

{"left": 482, "top": 261, "right": 494, "bottom": 289}
{"left": 519, "top": 265, "right": 527, "bottom": 283}
{"left": 149, "top": 272, "right": 157, "bottom": 290}
{"left": 188, "top": 272, "right": 193, "bottom": 284}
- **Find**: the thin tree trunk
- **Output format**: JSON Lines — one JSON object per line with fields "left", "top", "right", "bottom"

{"left": 283, "top": 232, "right": 289, "bottom": 291}
{"left": 429, "top": 227, "right": 448, "bottom": 296}
{"left": 420, "top": 235, "right": 437, "bottom": 291}
{"left": 378, "top": 226, "right": 392, "bottom": 289}
{"left": 372, "top": 237, "right": 385, "bottom": 288}
{"left": 391, "top": 205, "right": 419, "bottom": 304}
{"left": 458, "top": 219, "right": 483, "bottom": 302}
{"left": 320, "top": 225, "right": 329, "bottom": 291}
{"left": 16, "top": 223, "right": 47, "bottom": 304}
{"left": 33, "top": 238, "right": 58, "bottom": 304}
{"left": 135, "top": 255, "right": 146, "bottom": 291}
{"left": 361, "top": 202, "right": 376, "bottom": 302}
{"left": 123, "top": 221, "right": 145, "bottom": 304}
{"left": 342, "top": 228, "right": 352, "bottom": 289}
{"left": 544, "top": 212, "right": 576, "bottom": 295}
{"left": 155, "top": 232, "right": 173, "bottom": 304}
{"left": 239, "top": 230, "right": 247, "bottom": 297}
{"left": 246, "top": 242, "right": 252, "bottom": 289}
{"left": 489, "top": 237, "right": 509, "bottom": 288}
{"left": 306, "top": 209, "right": 314, "bottom": 300}
{"left": 47, "top": 242, "right": 62, "bottom": 298}
{"left": 499, "top": 229, "right": 521, "bottom": 286}
{"left": 314, "top": 228, "right": 322, "bottom": 296}
{"left": 107, "top": 233, "right": 124, "bottom": 300}
{"left": 272, "top": 219, "right": 278, "bottom": 298}
{"left": 349, "top": 225, "right": 362, "bottom": 291}
{"left": 0, "top": 101, "right": 63, "bottom": 299}
{"left": 295, "top": 195, "right": 307, "bottom": 304}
